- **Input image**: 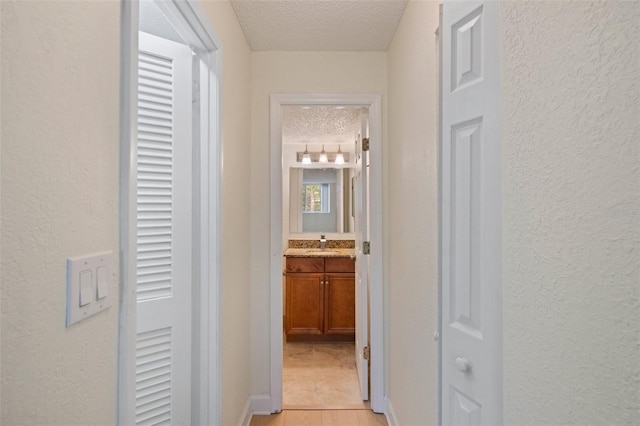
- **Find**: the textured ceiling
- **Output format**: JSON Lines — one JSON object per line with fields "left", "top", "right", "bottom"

{"left": 282, "top": 106, "right": 361, "bottom": 150}
{"left": 230, "top": 0, "right": 408, "bottom": 51}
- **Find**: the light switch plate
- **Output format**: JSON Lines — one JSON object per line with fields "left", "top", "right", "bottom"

{"left": 66, "top": 251, "right": 113, "bottom": 327}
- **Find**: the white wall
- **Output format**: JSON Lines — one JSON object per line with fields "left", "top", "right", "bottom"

{"left": 0, "top": 1, "right": 253, "bottom": 424}
{"left": 250, "top": 52, "right": 388, "bottom": 396}
{"left": 1, "top": 2, "right": 120, "bottom": 423}
{"left": 199, "top": 2, "right": 253, "bottom": 425}
{"left": 386, "top": 2, "right": 441, "bottom": 424}
{"left": 501, "top": 1, "right": 640, "bottom": 424}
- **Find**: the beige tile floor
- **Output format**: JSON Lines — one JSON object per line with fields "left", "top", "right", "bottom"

{"left": 283, "top": 341, "right": 367, "bottom": 409}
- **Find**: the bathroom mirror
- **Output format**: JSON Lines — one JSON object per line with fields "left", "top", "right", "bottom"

{"left": 288, "top": 167, "right": 354, "bottom": 234}
{"left": 281, "top": 104, "right": 361, "bottom": 239}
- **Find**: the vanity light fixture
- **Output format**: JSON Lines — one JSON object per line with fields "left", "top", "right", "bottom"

{"left": 302, "top": 145, "right": 312, "bottom": 165}
{"left": 319, "top": 145, "right": 328, "bottom": 163}
{"left": 335, "top": 145, "right": 345, "bottom": 165}
{"left": 296, "top": 145, "right": 351, "bottom": 164}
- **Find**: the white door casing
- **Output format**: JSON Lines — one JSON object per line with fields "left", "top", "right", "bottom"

{"left": 441, "top": 1, "right": 503, "bottom": 424}
{"left": 134, "top": 31, "right": 193, "bottom": 426}
{"left": 269, "top": 94, "right": 384, "bottom": 413}
{"left": 119, "top": 2, "right": 223, "bottom": 425}
{"left": 354, "top": 110, "right": 369, "bottom": 400}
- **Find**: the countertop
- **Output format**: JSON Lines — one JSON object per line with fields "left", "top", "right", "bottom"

{"left": 283, "top": 248, "right": 356, "bottom": 259}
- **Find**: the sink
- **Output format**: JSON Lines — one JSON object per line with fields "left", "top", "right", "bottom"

{"left": 304, "top": 249, "right": 338, "bottom": 255}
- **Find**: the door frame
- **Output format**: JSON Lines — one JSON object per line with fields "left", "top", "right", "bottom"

{"left": 437, "top": 4, "right": 443, "bottom": 425}
{"left": 118, "top": 1, "right": 223, "bottom": 424}
{"left": 269, "top": 94, "right": 385, "bottom": 413}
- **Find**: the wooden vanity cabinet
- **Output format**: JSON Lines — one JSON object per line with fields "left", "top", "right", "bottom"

{"left": 285, "top": 256, "right": 355, "bottom": 342}
{"left": 323, "top": 258, "right": 356, "bottom": 336}
{"left": 286, "top": 272, "right": 325, "bottom": 337}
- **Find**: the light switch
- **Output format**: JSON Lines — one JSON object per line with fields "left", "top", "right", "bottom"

{"left": 96, "top": 266, "right": 108, "bottom": 300}
{"left": 79, "top": 270, "right": 93, "bottom": 307}
{"left": 66, "top": 251, "right": 113, "bottom": 327}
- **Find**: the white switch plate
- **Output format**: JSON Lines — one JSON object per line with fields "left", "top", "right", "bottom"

{"left": 66, "top": 251, "right": 113, "bottom": 327}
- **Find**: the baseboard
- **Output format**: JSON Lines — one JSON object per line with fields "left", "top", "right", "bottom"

{"left": 238, "top": 397, "right": 252, "bottom": 426}
{"left": 385, "top": 396, "right": 399, "bottom": 426}
{"left": 239, "top": 394, "right": 273, "bottom": 426}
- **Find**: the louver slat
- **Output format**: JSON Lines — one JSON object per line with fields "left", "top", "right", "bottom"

{"left": 136, "top": 51, "right": 173, "bottom": 303}
{"left": 135, "top": 47, "right": 175, "bottom": 426}
{"left": 135, "top": 328, "right": 172, "bottom": 426}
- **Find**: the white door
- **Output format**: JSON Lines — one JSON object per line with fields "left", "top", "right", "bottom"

{"left": 441, "top": 1, "right": 502, "bottom": 424}
{"left": 354, "top": 109, "right": 370, "bottom": 400}
{"left": 135, "top": 32, "right": 193, "bottom": 426}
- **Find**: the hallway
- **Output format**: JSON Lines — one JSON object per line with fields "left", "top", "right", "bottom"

{"left": 1, "top": 1, "right": 638, "bottom": 425}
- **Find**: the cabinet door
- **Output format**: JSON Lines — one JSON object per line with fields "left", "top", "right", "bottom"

{"left": 324, "top": 273, "right": 356, "bottom": 335}
{"left": 286, "top": 273, "right": 325, "bottom": 336}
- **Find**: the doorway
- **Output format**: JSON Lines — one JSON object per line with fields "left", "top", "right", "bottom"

{"left": 118, "top": 1, "right": 223, "bottom": 424}
{"left": 269, "top": 94, "right": 385, "bottom": 414}
{"left": 280, "top": 104, "right": 366, "bottom": 408}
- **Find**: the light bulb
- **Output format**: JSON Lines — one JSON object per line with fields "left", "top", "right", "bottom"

{"left": 335, "top": 145, "right": 345, "bottom": 165}
{"left": 302, "top": 145, "right": 311, "bottom": 164}
{"left": 319, "top": 145, "right": 328, "bottom": 163}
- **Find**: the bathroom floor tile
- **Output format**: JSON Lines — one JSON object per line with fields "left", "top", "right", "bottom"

{"left": 283, "top": 341, "right": 366, "bottom": 408}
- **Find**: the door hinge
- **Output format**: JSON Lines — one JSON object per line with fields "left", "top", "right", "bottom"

{"left": 362, "top": 138, "right": 370, "bottom": 152}
{"left": 363, "top": 241, "right": 370, "bottom": 255}
{"left": 363, "top": 346, "right": 370, "bottom": 361}
{"left": 192, "top": 80, "right": 200, "bottom": 103}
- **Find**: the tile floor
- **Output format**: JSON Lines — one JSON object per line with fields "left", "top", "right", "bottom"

{"left": 283, "top": 341, "right": 366, "bottom": 409}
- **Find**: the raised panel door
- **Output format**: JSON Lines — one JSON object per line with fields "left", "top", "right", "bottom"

{"left": 442, "top": 1, "right": 502, "bottom": 424}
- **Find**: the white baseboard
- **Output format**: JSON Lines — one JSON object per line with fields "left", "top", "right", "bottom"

{"left": 239, "top": 394, "right": 273, "bottom": 426}
{"left": 385, "top": 396, "right": 399, "bottom": 426}
{"left": 238, "top": 397, "right": 252, "bottom": 426}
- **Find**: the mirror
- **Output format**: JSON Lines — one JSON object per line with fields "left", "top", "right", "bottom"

{"left": 281, "top": 104, "right": 363, "bottom": 238}
{"left": 288, "top": 168, "right": 354, "bottom": 234}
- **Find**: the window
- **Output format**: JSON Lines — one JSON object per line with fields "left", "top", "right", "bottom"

{"left": 303, "top": 183, "right": 330, "bottom": 213}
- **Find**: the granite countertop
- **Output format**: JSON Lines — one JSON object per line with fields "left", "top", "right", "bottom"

{"left": 283, "top": 247, "right": 356, "bottom": 258}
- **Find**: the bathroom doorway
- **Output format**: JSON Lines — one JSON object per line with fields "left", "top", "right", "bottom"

{"left": 269, "top": 94, "right": 384, "bottom": 413}
{"left": 281, "top": 104, "right": 365, "bottom": 407}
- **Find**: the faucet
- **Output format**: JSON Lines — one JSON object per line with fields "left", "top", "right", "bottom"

{"left": 320, "top": 235, "right": 327, "bottom": 249}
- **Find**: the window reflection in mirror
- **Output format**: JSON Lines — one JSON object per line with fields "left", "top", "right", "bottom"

{"left": 303, "top": 183, "right": 330, "bottom": 213}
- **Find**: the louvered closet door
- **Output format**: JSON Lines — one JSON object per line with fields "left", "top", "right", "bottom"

{"left": 135, "top": 32, "right": 192, "bottom": 426}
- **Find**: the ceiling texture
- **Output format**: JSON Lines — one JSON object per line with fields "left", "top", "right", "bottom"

{"left": 282, "top": 106, "right": 361, "bottom": 147}
{"left": 230, "top": 0, "right": 409, "bottom": 51}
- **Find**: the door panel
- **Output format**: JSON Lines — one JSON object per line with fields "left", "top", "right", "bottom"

{"left": 354, "top": 109, "right": 370, "bottom": 400}
{"left": 442, "top": 1, "right": 502, "bottom": 424}
{"left": 135, "top": 32, "right": 192, "bottom": 426}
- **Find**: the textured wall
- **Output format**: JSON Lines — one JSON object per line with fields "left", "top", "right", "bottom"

{"left": 199, "top": 2, "right": 253, "bottom": 425}
{"left": 501, "top": 1, "right": 640, "bottom": 424}
{"left": 1, "top": 1, "right": 120, "bottom": 424}
{"left": 386, "top": 2, "right": 441, "bottom": 424}
{"left": 250, "top": 52, "right": 388, "bottom": 396}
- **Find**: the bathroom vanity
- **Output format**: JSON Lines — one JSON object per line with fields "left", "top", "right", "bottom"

{"left": 284, "top": 250, "right": 355, "bottom": 342}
